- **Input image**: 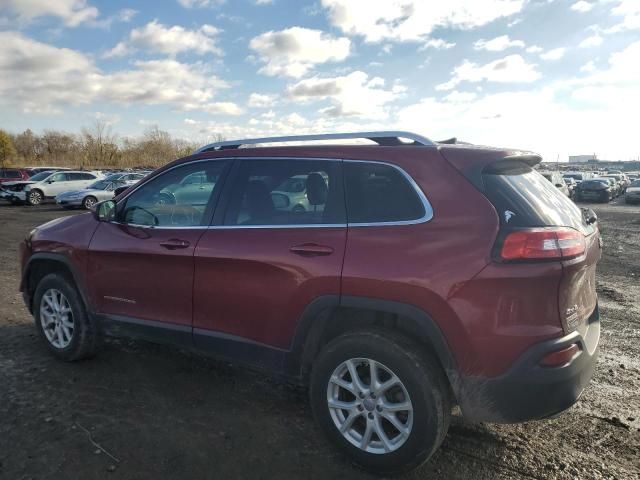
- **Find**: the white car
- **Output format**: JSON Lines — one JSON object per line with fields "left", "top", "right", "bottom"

{"left": 24, "top": 170, "right": 103, "bottom": 205}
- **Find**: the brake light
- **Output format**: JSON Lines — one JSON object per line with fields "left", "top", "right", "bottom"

{"left": 500, "top": 228, "right": 586, "bottom": 261}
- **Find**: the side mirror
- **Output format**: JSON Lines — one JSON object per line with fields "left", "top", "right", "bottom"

{"left": 555, "top": 183, "right": 564, "bottom": 188}
{"left": 46, "top": 179, "right": 54, "bottom": 184}
{"left": 93, "top": 200, "right": 116, "bottom": 222}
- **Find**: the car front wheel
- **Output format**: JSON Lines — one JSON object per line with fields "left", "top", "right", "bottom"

{"left": 82, "top": 196, "right": 98, "bottom": 209}
{"left": 33, "top": 273, "right": 99, "bottom": 361}
{"left": 28, "top": 189, "right": 43, "bottom": 205}
{"left": 310, "top": 329, "right": 451, "bottom": 475}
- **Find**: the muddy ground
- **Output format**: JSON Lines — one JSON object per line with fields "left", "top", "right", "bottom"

{"left": 0, "top": 200, "right": 638, "bottom": 480}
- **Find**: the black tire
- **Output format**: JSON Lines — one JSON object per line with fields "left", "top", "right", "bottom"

{"left": 33, "top": 273, "right": 99, "bottom": 361}
{"left": 310, "top": 329, "right": 451, "bottom": 475}
{"left": 27, "top": 189, "right": 44, "bottom": 206}
{"left": 82, "top": 196, "right": 98, "bottom": 209}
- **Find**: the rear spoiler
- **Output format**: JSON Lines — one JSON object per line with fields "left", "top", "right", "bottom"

{"left": 439, "top": 147, "right": 542, "bottom": 191}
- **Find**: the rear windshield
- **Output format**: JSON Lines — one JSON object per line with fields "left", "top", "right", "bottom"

{"left": 482, "top": 163, "right": 593, "bottom": 234}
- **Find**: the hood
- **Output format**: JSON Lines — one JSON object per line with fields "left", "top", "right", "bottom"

{"left": 1, "top": 180, "right": 35, "bottom": 188}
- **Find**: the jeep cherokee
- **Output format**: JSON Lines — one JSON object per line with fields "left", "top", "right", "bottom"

{"left": 19, "top": 131, "right": 601, "bottom": 474}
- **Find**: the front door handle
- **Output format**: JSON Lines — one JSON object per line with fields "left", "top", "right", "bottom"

{"left": 160, "top": 239, "right": 191, "bottom": 250}
{"left": 290, "top": 243, "right": 334, "bottom": 257}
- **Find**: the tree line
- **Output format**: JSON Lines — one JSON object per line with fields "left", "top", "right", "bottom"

{"left": 0, "top": 121, "right": 222, "bottom": 169}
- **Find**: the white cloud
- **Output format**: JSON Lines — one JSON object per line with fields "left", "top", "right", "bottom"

{"left": 255, "top": 0, "right": 273, "bottom": 4}
{"left": 0, "top": 0, "right": 98, "bottom": 26}
{"left": 579, "top": 34, "right": 603, "bottom": 47}
{"left": 397, "top": 41, "right": 640, "bottom": 161}
{"left": 0, "top": 31, "right": 238, "bottom": 115}
{"left": 605, "top": 0, "right": 640, "bottom": 33}
{"left": 570, "top": 1, "right": 593, "bottom": 12}
{"left": 580, "top": 60, "right": 597, "bottom": 72}
{"left": 436, "top": 54, "right": 540, "bottom": 91}
{"left": 443, "top": 91, "right": 478, "bottom": 103}
{"left": 473, "top": 35, "right": 525, "bottom": 51}
{"left": 526, "top": 45, "right": 543, "bottom": 53}
{"left": 248, "top": 93, "right": 277, "bottom": 108}
{"left": 249, "top": 27, "right": 351, "bottom": 78}
{"left": 286, "top": 71, "right": 400, "bottom": 119}
{"left": 105, "top": 21, "right": 222, "bottom": 58}
{"left": 177, "top": 0, "right": 225, "bottom": 8}
{"left": 420, "top": 38, "right": 456, "bottom": 50}
{"left": 321, "top": 0, "right": 525, "bottom": 43}
{"left": 540, "top": 47, "right": 566, "bottom": 60}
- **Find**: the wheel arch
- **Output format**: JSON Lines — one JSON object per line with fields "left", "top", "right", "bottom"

{"left": 22, "top": 253, "right": 91, "bottom": 314}
{"left": 288, "top": 295, "right": 462, "bottom": 401}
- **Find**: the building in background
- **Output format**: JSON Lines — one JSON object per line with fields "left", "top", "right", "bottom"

{"left": 569, "top": 154, "right": 597, "bottom": 163}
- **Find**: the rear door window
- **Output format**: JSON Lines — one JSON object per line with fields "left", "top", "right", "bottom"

{"left": 344, "top": 162, "right": 426, "bottom": 224}
{"left": 223, "top": 159, "right": 344, "bottom": 226}
{"left": 482, "top": 164, "right": 594, "bottom": 234}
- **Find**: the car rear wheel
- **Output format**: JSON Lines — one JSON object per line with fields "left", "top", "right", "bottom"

{"left": 33, "top": 273, "right": 99, "bottom": 361}
{"left": 310, "top": 329, "right": 451, "bottom": 475}
{"left": 28, "top": 189, "right": 43, "bottom": 206}
{"left": 82, "top": 196, "right": 98, "bottom": 209}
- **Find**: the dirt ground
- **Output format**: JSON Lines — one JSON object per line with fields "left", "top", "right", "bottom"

{"left": 0, "top": 200, "right": 638, "bottom": 480}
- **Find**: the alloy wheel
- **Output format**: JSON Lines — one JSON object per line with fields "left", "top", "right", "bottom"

{"left": 29, "top": 190, "right": 42, "bottom": 205}
{"left": 39, "top": 288, "right": 74, "bottom": 349}
{"left": 327, "top": 358, "right": 413, "bottom": 454}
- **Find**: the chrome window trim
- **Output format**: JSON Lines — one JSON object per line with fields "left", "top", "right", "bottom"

{"left": 112, "top": 156, "right": 433, "bottom": 230}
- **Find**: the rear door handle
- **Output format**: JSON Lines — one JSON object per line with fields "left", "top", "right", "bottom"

{"left": 290, "top": 243, "right": 334, "bottom": 257}
{"left": 160, "top": 239, "right": 191, "bottom": 250}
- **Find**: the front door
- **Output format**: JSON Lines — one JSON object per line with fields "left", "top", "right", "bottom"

{"left": 87, "top": 160, "right": 229, "bottom": 327}
{"left": 193, "top": 158, "right": 347, "bottom": 351}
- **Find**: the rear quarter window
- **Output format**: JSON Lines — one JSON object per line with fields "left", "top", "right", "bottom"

{"left": 344, "top": 162, "right": 426, "bottom": 224}
{"left": 482, "top": 164, "right": 593, "bottom": 234}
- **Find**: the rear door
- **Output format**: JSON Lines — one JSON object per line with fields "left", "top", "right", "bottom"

{"left": 192, "top": 158, "right": 347, "bottom": 352}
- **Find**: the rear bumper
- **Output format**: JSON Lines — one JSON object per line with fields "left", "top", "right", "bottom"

{"left": 458, "top": 305, "right": 600, "bottom": 423}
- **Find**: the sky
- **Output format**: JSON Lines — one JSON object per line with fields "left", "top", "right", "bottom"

{"left": 0, "top": 0, "right": 639, "bottom": 161}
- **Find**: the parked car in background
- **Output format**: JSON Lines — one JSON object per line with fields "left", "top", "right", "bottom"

{"left": 25, "top": 167, "right": 71, "bottom": 175}
{"left": 540, "top": 171, "right": 570, "bottom": 197}
{"left": 563, "top": 177, "right": 578, "bottom": 198}
{"left": 625, "top": 179, "right": 640, "bottom": 204}
{"left": 0, "top": 170, "right": 54, "bottom": 204}
{"left": 24, "top": 171, "right": 102, "bottom": 205}
{"left": 56, "top": 179, "right": 131, "bottom": 209}
{"left": 598, "top": 177, "right": 621, "bottom": 197}
{"left": 563, "top": 172, "right": 592, "bottom": 184}
{"left": 20, "top": 131, "right": 601, "bottom": 475}
{"left": 574, "top": 179, "right": 613, "bottom": 203}
{"left": 103, "top": 171, "right": 148, "bottom": 185}
{"left": 602, "top": 174, "right": 627, "bottom": 193}
{"left": 0, "top": 168, "right": 32, "bottom": 184}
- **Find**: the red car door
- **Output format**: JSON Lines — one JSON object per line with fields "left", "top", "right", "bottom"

{"left": 87, "top": 159, "right": 229, "bottom": 328}
{"left": 192, "top": 158, "right": 347, "bottom": 352}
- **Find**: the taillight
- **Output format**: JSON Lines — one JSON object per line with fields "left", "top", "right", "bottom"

{"left": 500, "top": 228, "right": 586, "bottom": 261}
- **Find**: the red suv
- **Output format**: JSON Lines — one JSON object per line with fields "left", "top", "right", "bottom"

{"left": 20, "top": 131, "right": 601, "bottom": 474}
{"left": 0, "top": 167, "right": 31, "bottom": 184}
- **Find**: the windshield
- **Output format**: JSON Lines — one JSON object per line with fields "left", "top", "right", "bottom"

{"left": 563, "top": 173, "right": 583, "bottom": 180}
{"left": 88, "top": 180, "right": 110, "bottom": 190}
{"left": 28, "top": 171, "right": 54, "bottom": 182}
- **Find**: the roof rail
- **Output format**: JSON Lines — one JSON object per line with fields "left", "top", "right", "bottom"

{"left": 194, "top": 130, "right": 436, "bottom": 153}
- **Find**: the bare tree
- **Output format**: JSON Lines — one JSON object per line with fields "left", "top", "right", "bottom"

{"left": 80, "top": 120, "right": 119, "bottom": 168}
